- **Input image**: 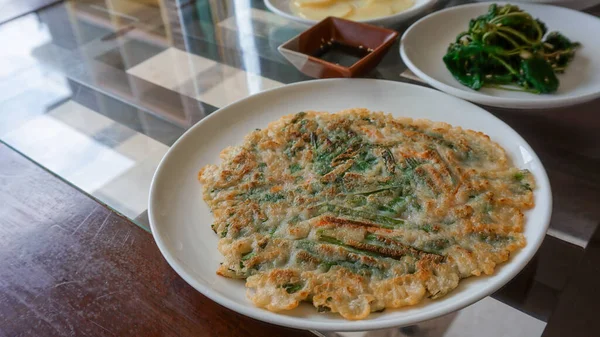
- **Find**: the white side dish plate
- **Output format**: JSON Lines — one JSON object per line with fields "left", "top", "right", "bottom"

{"left": 265, "top": 0, "right": 437, "bottom": 27}
{"left": 401, "top": 2, "right": 600, "bottom": 108}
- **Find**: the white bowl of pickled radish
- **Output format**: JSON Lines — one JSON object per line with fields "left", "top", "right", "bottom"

{"left": 265, "top": 0, "right": 438, "bottom": 27}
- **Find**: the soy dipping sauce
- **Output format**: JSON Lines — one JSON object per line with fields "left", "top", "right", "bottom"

{"left": 312, "top": 39, "right": 373, "bottom": 67}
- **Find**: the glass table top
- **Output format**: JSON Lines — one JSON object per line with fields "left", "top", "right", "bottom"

{"left": 1, "top": 0, "right": 599, "bottom": 336}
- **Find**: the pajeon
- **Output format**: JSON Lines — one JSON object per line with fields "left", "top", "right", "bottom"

{"left": 198, "top": 108, "right": 535, "bottom": 320}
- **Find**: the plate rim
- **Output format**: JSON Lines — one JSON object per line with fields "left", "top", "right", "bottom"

{"left": 400, "top": 1, "right": 600, "bottom": 109}
{"left": 473, "top": 0, "right": 600, "bottom": 11}
{"left": 264, "top": 0, "right": 438, "bottom": 26}
{"left": 148, "top": 78, "right": 552, "bottom": 331}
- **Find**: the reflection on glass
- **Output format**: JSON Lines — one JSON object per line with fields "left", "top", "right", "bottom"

{"left": 233, "top": 0, "right": 262, "bottom": 94}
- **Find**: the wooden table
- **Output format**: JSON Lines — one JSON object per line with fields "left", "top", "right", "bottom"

{"left": 1, "top": 0, "right": 600, "bottom": 336}
{"left": 0, "top": 144, "right": 314, "bottom": 337}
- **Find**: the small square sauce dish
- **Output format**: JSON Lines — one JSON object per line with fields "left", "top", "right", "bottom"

{"left": 278, "top": 16, "right": 399, "bottom": 78}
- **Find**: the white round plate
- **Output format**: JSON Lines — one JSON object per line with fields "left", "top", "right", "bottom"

{"left": 149, "top": 79, "right": 552, "bottom": 331}
{"left": 400, "top": 2, "right": 600, "bottom": 109}
{"left": 265, "top": 0, "right": 437, "bottom": 27}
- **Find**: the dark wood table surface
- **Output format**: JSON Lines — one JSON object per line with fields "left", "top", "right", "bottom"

{"left": 0, "top": 144, "right": 314, "bottom": 337}
{"left": 1, "top": 0, "right": 600, "bottom": 336}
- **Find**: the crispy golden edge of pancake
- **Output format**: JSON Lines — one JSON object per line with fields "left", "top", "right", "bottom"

{"left": 198, "top": 108, "right": 534, "bottom": 319}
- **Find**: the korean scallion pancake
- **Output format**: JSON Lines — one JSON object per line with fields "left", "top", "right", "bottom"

{"left": 198, "top": 108, "right": 534, "bottom": 320}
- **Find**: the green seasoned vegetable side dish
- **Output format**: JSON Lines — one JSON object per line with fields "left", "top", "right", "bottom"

{"left": 443, "top": 4, "right": 580, "bottom": 94}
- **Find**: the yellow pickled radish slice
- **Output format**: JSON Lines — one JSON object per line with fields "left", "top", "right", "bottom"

{"left": 356, "top": 0, "right": 374, "bottom": 5}
{"left": 293, "top": 3, "right": 354, "bottom": 20}
{"left": 363, "top": 0, "right": 399, "bottom": 6}
{"left": 363, "top": 0, "right": 414, "bottom": 11}
{"left": 294, "top": 0, "right": 334, "bottom": 7}
{"left": 347, "top": 3, "right": 392, "bottom": 20}
{"left": 391, "top": 0, "right": 414, "bottom": 13}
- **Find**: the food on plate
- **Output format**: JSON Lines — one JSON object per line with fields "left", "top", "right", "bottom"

{"left": 198, "top": 108, "right": 535, "bottom": 319}
{"left": 291, "top": 0, "right": 414, "bottom": 21}
{"left": 443, "top": 4, "right": 580, "bottom": 94}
